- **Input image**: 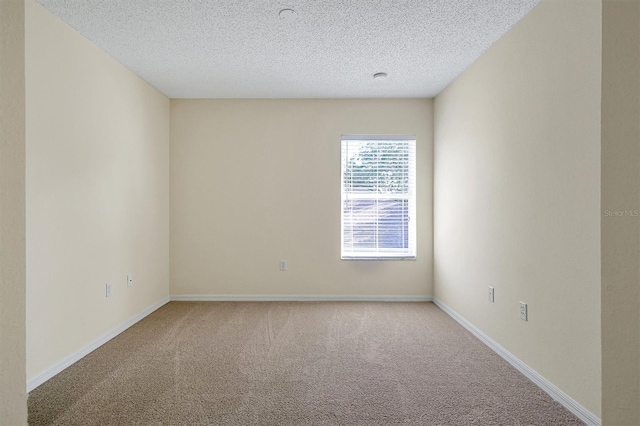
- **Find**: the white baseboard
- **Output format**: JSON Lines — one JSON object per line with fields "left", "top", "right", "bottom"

{"left": 170, "top": 294, "right": 432, "bottom": 302}
{"left": 27, "top": 296, "right": 170, "bottom": 393}
{"left": 27, "top": 294, "right": 598, "bottom": 425}
{"left": 432, "top": 298, "right": 601, "bottom": 426}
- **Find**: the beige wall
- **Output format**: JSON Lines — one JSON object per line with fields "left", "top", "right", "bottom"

{"left": 171, "top": 99, "right": 433, "bottom": 297}
{"left": 601, "top": 0, "right": 640, "bottom": 424}
{"left": 434, "top": 0, "right": 602, "bottom": 417}
{"left": 0, "top": 0, "right": 27, "bottom": 423}
{"left": 25, "top": 0, "right": 170, "bottom": 381}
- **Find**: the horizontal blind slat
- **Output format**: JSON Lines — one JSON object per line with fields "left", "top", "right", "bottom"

{"left": 341, "top": 137, "right": 416, "bottom": 259}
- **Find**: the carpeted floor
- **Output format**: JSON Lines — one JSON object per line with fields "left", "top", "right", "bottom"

{"left": 28, "top": 302, "right": 583, "bottom": 425}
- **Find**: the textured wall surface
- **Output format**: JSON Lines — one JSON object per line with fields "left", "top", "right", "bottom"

{"left": 0, "top": 0, "right": 27, "bottom": 423}
{"left": 434, "top": 0, "right": 602, "bottom": 417}
{"left": 170, "top": 99, "right": 433, "bottom": 297}
{"left": 25, "top": 0, "right": 170, "bottom": 381}
{"left": 601, "top": 0, "right": 640, "bottom": 424}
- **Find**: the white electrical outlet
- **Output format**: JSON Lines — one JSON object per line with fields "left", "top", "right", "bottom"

{"left": 127, "top": 274, "right": 133, "bottom": 287}
{"left": 279, "top": 260, "right": 287, "bottom": 271}
{"left": 519, "top": 302, "right": 528, "bottom": 321}
{"left": 106, "top": 282, "right": 112, "bottom": 298}
{"left": 488, "top": 286, "right": 495, "bottom": 302}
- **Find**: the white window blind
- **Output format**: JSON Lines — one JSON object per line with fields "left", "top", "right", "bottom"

{"left": 341, "top": 136, "right": 416, "bottom": 259}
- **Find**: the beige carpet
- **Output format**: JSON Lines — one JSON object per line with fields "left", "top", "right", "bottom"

{"left": 28, "top": 302, "right": 583, "bottom": 425}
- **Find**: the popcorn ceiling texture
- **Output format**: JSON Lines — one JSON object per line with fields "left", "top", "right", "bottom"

{"left": 36, "top": 0, "right": 540, "bottom": 98}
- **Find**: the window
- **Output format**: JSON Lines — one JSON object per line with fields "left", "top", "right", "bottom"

{"left": 341, "top": 135, "right": 416, "bottom": 259}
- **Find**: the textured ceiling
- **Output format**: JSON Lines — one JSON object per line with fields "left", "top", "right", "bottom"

{"left": 36, "top": 0, "right": 541, "bottom": 98}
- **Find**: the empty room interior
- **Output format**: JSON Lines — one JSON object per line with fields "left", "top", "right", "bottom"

{"left": 1, "top": 0, "right": 639, "bottom": 425}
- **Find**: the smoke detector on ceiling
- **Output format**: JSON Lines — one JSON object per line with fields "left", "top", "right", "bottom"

{"left": 373, "top": 72, "right": 388, "bottom": 80}
{"left": 279, "top": 9, "right": 297, "bottom": 21}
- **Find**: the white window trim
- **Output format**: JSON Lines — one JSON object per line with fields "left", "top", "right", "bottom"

{"left": 340, "top": 135, "right": 417, "bottom": 260}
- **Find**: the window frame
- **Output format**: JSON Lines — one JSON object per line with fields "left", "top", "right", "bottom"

{"left": 340, "top": 135, "right": 417, "bottom": 260}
